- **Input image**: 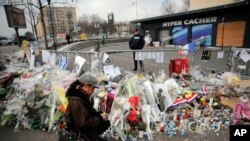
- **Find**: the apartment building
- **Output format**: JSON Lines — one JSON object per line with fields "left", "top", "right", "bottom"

{"left": 37, "top": 6, "right": 77, "bottom": 39}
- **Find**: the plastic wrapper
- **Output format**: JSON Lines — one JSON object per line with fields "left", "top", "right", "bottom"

{"left": 49, "top": 53, "right": 57, "bottom": 66}
{"left": 1, "top": 63, "right": 76, "bottom": 132}
{"left": 126, "top": 76, "right": 140, "bottom": 97}
{"left": 91, "top": 59, "right": 100, "bottom": 73}
{"left": 153, "top": 83, "right": 173, "bottom": 111}
{"left": 2, "top": 96, "right": 24, "bottom": 116}
{"left": 143, "top": 80, "right": 155, "bottom": 104}
{"left": 109, "top": 97, "right": 126, "bottom": 141}
{"left": 164, "top": 79, "right": 179, "bottom": 92}
{"left": 141, "top": 104, "right": 153, "bottom": 140}
{"left": 154, "top": 70, "right": 167, "bottom": 83}
{"left": 221, "top": 72, "right": 240, "bottom": 84}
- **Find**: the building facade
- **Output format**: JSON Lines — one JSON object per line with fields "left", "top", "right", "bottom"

{"left": 189, "top": 0, "right": 240, "bottom": 10}
{"left": 37, "top": 6, "right": 77, "bottom": 39}
{"left": 131, "top": 1, "right": 250, "bottom": 48}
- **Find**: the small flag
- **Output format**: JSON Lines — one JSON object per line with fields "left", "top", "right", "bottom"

{"left": 202, "top": 86, "right": 208, "bottom": 95}
{"left": 172, "top": 98, "right": 188, "bottom": 106}
{"left": 187, "top": 93, "right": 198, "bottom": 102}
{"left": 188, "top": 40, "right": 195, "bottom": 54}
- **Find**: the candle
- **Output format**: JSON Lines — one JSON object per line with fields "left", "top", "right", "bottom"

{"left": 209, "top": 98, "right": 213, "bottom": 109}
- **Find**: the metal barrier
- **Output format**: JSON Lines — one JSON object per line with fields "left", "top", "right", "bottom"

{"left": 231, "top": 48, "right": 250, "bottom": 79}
{"left": 103, "top": 48, "right": 250, "bottom": 78}
{"left": 102, "top": 49, "right": 189, "bottom": 75}
{"left": 47, "top": 50, "right": 97, "bottom": 73}
{"left": 102, "top": 48, "right": 235, "bottom": 75}
{"left": 47, "top": 47, "right": 250, "bottom": 78}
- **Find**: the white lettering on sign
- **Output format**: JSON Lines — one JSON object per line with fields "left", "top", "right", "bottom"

{"left": 234, "top": 129, "right": 247, "bottom": 136}
{"left": 163, "top": 21, "right": 182, "bottom": 27}
{"left": 163, "top": 16, "right": 217, "bottom": 27}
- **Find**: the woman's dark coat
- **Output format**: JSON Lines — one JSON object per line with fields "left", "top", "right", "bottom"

{"left": 64, "top": 90, "right": 104, "bottom": 141}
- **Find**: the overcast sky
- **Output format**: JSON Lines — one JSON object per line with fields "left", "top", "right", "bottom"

{"left": 0, "top": 0, "right": 165, "bottom": 37}
{"left": 77, "top": 0, "right": 165, "bottom": 22}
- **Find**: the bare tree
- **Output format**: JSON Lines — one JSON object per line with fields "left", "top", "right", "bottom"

{"left": 161, "top": 0, "right": 189, "bottom": 15}
{"left": 79, "top": 14, "right": 98, "bottom": 35}
{"left": 79, "top": 14, "right": 114, "bottom": 36}
{"left": 4, "top": 0, "right": 73, "bottom": 49}
{"left": 37, "top": 0, "right": 49, "bottom": 49}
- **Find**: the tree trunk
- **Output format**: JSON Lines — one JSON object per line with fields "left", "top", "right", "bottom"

{"left": 32, "top": 15, "right": 38, "bottom": 41}
{"left": 27, "top": 0, "right": 36, "bottom": 40}
{"left": 38, "top": 0, "right": 48, "bottom": 49}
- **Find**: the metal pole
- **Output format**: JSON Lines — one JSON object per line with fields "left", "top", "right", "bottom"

{"left": 221, "top": 24, "right": 224, "bottom": 50}
{"left": 15, "top": 27, "right": 21, "bottom": 47}
{"left": 132, "top": 1, "right": 138, "bottom": 20}
{"left": 221, "top": 17, "right": 225, "bottom": 50}
{"left": 143, "top": 7, "right": 148, "bottom": 18}
{"left": 135, "top": 1, "right": 138, "bottom": 19}
{"left": 27, "top": 0, "right": 36, "bottom": 40}
{"left": 77, "top": 0, "right": 79, "bottom": 22}
{"left": 47, "top": 0, "right": 57, "bottom": 50}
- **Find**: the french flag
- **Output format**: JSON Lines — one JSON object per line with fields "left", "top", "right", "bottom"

{"left": 172, "top": 98, "right": 188, "bottom": 106}
{"left": 187, "top": 93, "right": 198, "bottom": 102}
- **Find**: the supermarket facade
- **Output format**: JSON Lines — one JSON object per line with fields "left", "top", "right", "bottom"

{"left": 131, "top": 1, "right": 250, "bottom": 48}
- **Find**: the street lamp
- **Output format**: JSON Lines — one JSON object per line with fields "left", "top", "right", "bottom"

{"left": 47, "top": 0, "right": 57, "bottom": 50}
{"left": 94, "top": 22, "right": 100, "bottom": 51}
{"left": 143, "top": 7, "right": 148, "bottom": 18}
{"left": 67, "top": 14, "right": 71, "bottom": 33}
{"left": 132, "top": 0, "right": 138, "bottom": 19}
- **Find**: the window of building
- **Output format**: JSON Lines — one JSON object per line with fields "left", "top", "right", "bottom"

{"left": 192, "top": 24, "right": 213, "bottom": 46}
{"left": 158, "top": 29, "right": 170, "bottom": 45}
{"left": 216, "top": 21, "right": 246, "bottom": 47}
{"left": 171, "top": 26, "right": 188, "bottom": 45}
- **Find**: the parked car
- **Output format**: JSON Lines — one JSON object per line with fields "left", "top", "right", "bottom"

{"left": 0, "top": 37, "right": 12, "bottom": 46}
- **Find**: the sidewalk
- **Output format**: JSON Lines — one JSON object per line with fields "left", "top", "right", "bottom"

{"left": 0, "top": 125, "right": 229, "bottom": 141}
{"left": 0, "top": 45, "right": 21, "bottom": 60}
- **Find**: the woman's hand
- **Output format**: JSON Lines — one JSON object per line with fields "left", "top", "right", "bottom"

{"left": 100, "top": 112, "right": 109, "bottom": 121}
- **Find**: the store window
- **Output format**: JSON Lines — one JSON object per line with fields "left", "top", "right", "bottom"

{"left": 171, "top": 26, "right": 188, "bottom": 45}
{"left": 192, "top": 24, "right": 213, "bottom": 46}
{"left": 158, "top": 29, "right": 170, "bottom": 45}
{"left": 216, "top": 21, "right": 246, "bottom": 47}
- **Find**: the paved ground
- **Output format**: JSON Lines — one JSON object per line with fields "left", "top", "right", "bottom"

{"left": 0, "top": 125, "right": 229, "bottom": 141}
{"left": 0, "top": 125, "right": 58, "bottom": 141}
{"left": 0, "top": 45, "right": 21, "bottom": 60}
